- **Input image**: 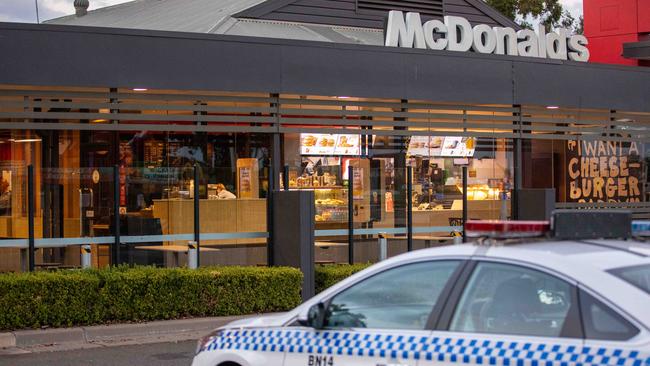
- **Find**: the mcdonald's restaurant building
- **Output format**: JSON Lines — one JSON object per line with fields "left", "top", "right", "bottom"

{"left": 0, "top": 0, "right": 649, "bottom": 271}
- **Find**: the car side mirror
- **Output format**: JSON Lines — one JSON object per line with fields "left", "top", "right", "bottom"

{"left": 298, "top": 303, "right": 326, "bottom": 329}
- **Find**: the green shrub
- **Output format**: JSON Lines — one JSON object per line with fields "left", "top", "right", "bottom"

{"left": 0, "top": 266, "right": 302, "bottom": 330}
{"left": 0, "top": 264, "right": 374, "bottom": 330}
{"left": 315, "top": 263, "right": 372, "bottom": 293}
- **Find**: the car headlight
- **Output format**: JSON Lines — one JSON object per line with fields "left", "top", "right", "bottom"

{"left": 196, "top": 329, "right": 224, "bottom": 355}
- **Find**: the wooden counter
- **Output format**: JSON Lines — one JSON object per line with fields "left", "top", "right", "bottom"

{"left": 152, "top": 199, "right": 267, "bottom": 246}
{"left": 413, "top": 200, "right": 511, "bottom": 233}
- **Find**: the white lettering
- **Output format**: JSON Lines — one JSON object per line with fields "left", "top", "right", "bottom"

{"left": 384, "top": 10, "right": 589, "bottom": 62}
{"left": 385, "top": 11, "right": 426, "bottom": 49}
{"left": 445, "top": 16, "right": 473, "bottom": 52}
{"left": 423, "top": 19, "right": 448, "bottom": 50}
{"left": 546, "top": 28, "right": 568, "bottom": 60}
{"left": 536, "top": 24, "right": 547, "bottom": 58}
{"left": 568, "top": 34, "right": 590, "bottom": 62}
{"left": 494, "top": 26, "right": 518, "bottom": 56}
{"left": 472, "top": 24, "right": 497, "bottom": 54}
{"left": 517, "top": 29, "right": 539, "bottom": 57}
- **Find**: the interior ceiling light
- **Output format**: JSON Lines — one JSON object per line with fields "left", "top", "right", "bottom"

{"left": 546, "top": 105, "right": 560, "bottom": 109}
{"left": 133, "top": 88, "right": 148, "bottom": 91}
{"left": 13, "top": 139, "right": 42, "bottom": 143}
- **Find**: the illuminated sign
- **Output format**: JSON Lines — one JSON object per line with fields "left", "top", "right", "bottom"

{"left": 407, "top": 136, "right": 475, "bottom": 157}
{"left": 300, "top": 134, "right": 361, "bottom": 156}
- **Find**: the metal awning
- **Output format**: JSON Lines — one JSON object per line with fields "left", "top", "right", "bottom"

{"left": 623, "top": 40, "right": 650, "bottom": 60}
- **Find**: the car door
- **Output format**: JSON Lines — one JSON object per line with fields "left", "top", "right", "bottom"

{"left": 578, "top": 289, "right": 650, "bottom": 366}
{"left": 420, "top": 260, "right": 585, "bottom": 366}
{"left": 282, "top": 260, "right": 464, "bottom": 366}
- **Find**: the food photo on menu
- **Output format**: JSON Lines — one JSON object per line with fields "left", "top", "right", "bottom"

{"left": 440, "top": 137, "right": 475, "bottom": 157}
{"left": 407, "top": 136, "right": 457, "bottom": 157}
{"left": 334, "top": 134, "right": 360, "bottom": 155}
{"left": 300, "top": 133, "right": 361, "bottom": 156}
{"left": 301, "top": 133, "right": 336, "bottom": 155}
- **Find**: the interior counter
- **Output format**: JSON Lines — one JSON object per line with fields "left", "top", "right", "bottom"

{"left": 413, "top": 200, "right": 510, "bottom": 232}
{"left": 152, "top": 199, "right": 267, "bottom": 245}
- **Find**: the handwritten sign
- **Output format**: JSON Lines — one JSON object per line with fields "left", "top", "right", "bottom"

{"left": 566, "top": 140, "right": 643, "bottom": 203}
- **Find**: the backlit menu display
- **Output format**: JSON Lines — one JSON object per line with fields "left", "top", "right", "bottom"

{"left": 407, "top": 136, "right": 475, "bottom": 157}
{"left": 300, "top": 134, "right": 361, "bottom": 156}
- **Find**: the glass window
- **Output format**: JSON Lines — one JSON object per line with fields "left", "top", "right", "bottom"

{"left": 580, "top": 291, "right": 639, "bottom": 341}
{"left": 450, "top": 262, "right": 574, "bottom": 337}
{"left": 609, "top": 264, "right": 650, "bottom": 295}
{"left": 324, "top": 261, "right": 460, "bottom": 330}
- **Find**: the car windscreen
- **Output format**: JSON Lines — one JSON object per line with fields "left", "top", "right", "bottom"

{"left": 608, "top": 264, "right": 650, "bottom": 295}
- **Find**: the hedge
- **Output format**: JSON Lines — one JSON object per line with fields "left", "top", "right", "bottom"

{"left": 315, "top": 263, "right": 371, "bottom": 293}
{"left": 0, "top": 264, "right": 373, "bottom": 330}
{"left": 0, "top": 266, "right": 302, "bottom": 330}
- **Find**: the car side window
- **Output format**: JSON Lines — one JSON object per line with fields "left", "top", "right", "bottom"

{"left": 580, "top": 290, "right": 639, "bottom": 341}
{"left": 324, "top": 261, "right": 460, "bottom": 330}
{"left": 450, "top": 262, "right": 575, "bottom": 337}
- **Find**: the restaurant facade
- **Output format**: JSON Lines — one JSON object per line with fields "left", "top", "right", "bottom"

{"left": 0, "top": 0, "right": 649, "bottom": 271}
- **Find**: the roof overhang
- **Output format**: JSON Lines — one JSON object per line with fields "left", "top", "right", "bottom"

{"left": 0, "top": 22, "right": 649, "bottom": 113}
{"left": 623, "top": 40, "right": 650, "bottom": 60}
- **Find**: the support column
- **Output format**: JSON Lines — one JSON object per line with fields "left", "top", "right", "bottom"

{"left": 28, "top": 165, "right": 35, "bottom": 272}
{"left": 393, "top": 100, "right": 409, "bottom": 235}
{"left": 267, "top": 93, "right": 282, "bottom": 266}
{"left": 513, "top": 104, "right": 523, "bottom": 219}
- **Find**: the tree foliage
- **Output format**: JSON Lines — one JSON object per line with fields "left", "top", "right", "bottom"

{"left": 486, "top": 0, "right": 582, "bottom": 33}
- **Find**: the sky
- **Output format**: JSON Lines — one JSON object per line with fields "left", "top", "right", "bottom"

{"left": 1, "top": 0, "right": 584, "bottom": 24}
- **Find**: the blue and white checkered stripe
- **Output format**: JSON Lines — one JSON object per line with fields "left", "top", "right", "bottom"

{"left": 203, "top": 329, "right": 650, "bottom": 366}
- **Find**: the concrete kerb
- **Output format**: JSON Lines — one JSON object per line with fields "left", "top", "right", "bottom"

{"left": 1, "top": 315, "right": 251, "bottom": 350}
{"left": 0, "top": 332, "right": 15, "bottom": 348}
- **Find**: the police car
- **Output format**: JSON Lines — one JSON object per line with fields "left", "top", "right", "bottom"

{"left": 193, "top": 216, "right": 650, "bottom": 366}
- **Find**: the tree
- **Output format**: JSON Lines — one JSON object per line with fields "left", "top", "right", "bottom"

{"left": 559, "top": 10, "right": 584, "bottom": 34}
{"left": 575, "top": 15, "right": 584, "bottom": 35}
{"left": 485, "top": 0, "right": 565, "bottom": 31}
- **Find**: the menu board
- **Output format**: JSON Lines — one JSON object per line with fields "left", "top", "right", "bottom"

{"left": 333, "top": 134, "right": 361, "bottom": 156}
{"left": 408, "top": 136, "right": 473, "bottom": 157}
{"left": 300, "top": 134, "right": 360, "bottom": 156}
{"left": 407, "top": 136, "right": 444, "bottom": 156}
{"left": 440, "top": 137, "right": 476, "bottom": 157}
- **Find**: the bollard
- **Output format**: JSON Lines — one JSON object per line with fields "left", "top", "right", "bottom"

{"left": 20, "top": 248, "right": 28, "bottom": 272}
{"left": 188, "top": 241, "right": 198, "bottom": 269}
{"left": 378, "top": 233, "right": 388, "bottom": 261}
{"left": 81, "top": 245, "right": 92, "bottom": 269}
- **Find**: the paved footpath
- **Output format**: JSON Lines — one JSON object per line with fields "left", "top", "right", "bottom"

{"left": 0, "top": 340, "right": 196, "bottom": 366}
{"left": 0, "top": 315, "right": 256, "bottom": 365}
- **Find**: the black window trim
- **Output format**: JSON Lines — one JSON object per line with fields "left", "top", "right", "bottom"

{"left": 607, "top": 263, "right": 650, "bottom": 295}
{"left": 436, "top": 259, "right": 585, "bottom": 339}
{"left": 319, "top": 257, "right": 468, "bottom": 331}
{"left": 577, "top": 285, "right": 644, "bottom": 341}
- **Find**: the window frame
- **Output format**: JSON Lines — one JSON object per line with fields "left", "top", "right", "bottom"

{"left": 578, "top": 286, "right": 642, "bottom": 342}
{"left": 319, "top": 258, "right": 470, "bottom": 331}
{"left": 607, "top": 263, "right": 650, "bottom": 295}
{"left": 437, "top": 259, "right": 584, "bottom": 339}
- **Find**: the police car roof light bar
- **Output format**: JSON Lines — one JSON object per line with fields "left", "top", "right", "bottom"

{"left": 465, "top": 220, "right": 550, "bottom": 239}
{"left": 552, "top": 210, "right": 632, "bottom": 240}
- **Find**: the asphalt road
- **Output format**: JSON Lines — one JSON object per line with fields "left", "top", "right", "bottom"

{"left": 0, "top": 340, "right": 196, "bottom": 366}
